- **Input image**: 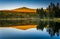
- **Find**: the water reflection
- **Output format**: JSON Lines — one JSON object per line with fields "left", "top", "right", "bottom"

{"left": 0, "top": 20, "right": 37, "bottom": 26}
{"left": 47, "top": 22, "right": 60, "bottom": 37}
{"left": 0, "top": 20, "right": 60, "bottom": 39}
{"left": 37, "top": 20, "right": 60, "bottom": 37}
{"left": 37, "top": 20, "right": 47, "bottom": 30}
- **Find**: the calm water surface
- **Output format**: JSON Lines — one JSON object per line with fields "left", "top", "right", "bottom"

{"left": 0, "top": 20, "right": 60, "bottom": 39}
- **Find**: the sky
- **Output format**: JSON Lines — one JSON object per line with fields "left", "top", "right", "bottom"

{"left": 0, "top": 0, "right": 60, "bottom": 10}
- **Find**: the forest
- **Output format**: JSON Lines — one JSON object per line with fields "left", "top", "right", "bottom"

{"left": 0, "top": 2, "right": 60, "bottom": 26}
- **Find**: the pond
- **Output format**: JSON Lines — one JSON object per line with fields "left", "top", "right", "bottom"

{"left": 0, "top": 20, "right": 60, "bottom": 39}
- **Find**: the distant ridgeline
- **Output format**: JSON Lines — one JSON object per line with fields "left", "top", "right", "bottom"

{"left": 0, "top": 7, "right": 37, "bottom": 18}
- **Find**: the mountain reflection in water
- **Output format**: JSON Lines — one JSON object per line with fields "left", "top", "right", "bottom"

{"left": 11, "top": 25, "right": 37, "bottom": 30}
{"left": 0, "top": 20, "right": 60, "bottom": 39}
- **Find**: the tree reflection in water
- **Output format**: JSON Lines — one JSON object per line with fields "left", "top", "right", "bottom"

{"left": 37, "top": 20, "right": 47, "bottom": 31}
{"left": 37, "top": 20, "right": 60, "bottom": 37}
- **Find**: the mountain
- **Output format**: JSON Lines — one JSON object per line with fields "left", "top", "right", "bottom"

{"left": 0, "top": 7, "right": 36, "bottom": 13}
{"left": 12, "top": 7, "right": 36, "bottom": 12}
{"left": 14, "top": 7, "right": 31, "bottom": 10}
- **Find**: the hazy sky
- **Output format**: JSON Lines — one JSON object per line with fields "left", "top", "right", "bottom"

{"left": 0, "top": 0, "right": 60, "bottom": 10}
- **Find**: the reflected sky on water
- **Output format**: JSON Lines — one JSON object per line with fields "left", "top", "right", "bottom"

{"left": 0, "top": 20, "right": 60, "bottom": 39}
{"left": 0, "top": 28, "right": 60, "bottom": 39}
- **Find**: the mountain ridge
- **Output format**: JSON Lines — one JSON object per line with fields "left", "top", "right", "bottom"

{"left": 0, "top": 7, "right": 36, "bottom": 13}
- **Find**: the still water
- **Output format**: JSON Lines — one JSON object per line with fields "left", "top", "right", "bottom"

{"left": 0, "top": 20, "right": 60, "bottom": 39}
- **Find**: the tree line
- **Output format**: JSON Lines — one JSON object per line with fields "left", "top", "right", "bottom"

{"left": 36, "top": 2, "right": 60, "bottom": 19}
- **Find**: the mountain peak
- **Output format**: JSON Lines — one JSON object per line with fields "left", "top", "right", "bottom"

{"left": 21, "top": 7, "right": 29, "bottom": 9}
{"left": 15, "top": 7, "right": 30, "bottom": 10}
